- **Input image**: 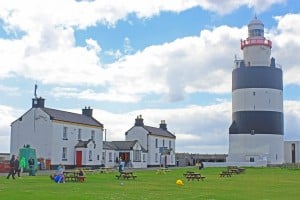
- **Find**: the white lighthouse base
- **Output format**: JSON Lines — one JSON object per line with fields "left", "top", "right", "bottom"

{"left": 227, "top": 134, "right": 284, "bottom": 165}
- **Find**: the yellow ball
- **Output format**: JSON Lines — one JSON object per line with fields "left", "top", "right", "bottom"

{"left": 176, "top": 179, "right": 183, "bottom": 186}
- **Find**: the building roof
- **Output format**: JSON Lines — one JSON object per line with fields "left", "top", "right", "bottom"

{"left": 144, "top": 125, "right": 176, "bottom": 138}
{"left": 42, "top": 107, "right": 103, "bottom": 128}
{"left": 75, "top": 139, "right": 95, "bottom": 148}
{"left": 103, "top": 140, "right": 146, "bottom": 152}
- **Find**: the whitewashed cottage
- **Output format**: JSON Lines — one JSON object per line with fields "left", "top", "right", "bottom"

{"left": 125, "top": 115, "right": 176, "bottom": 167}
{"left": 102, "top": 140, "right": 147, "bottom": 168}
{"left": 10, "top": 97, "right": 103, "bottom": 169}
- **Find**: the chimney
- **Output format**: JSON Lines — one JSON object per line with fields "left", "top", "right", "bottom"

{"left": 32, "top": 97, "right": 45, "bottom": 108}
{"left": 159, "top": 120, "right": 167, "bottom": 130}
{"left": 82, "top": 106, "right": 93, "bottom": 117}
{"left": 134, "top": 115, "right": 144, "bottom": 126}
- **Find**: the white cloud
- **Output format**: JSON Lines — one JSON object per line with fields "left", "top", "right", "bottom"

{"left": 284, "top": 100, "right": 300, "bottom": 140}
{"left": 0, "top": 1, "right": 285, "bottom": 31}
{"left": 271, "top": 14, "right": 300, "bottom": 85}
{"left": 0, "top": 105, "right": 24, "bottom": 153}
{"left": 93, "top": 102, "right": 232, "bottom": 153}
{"left": 0, "top": 1, "right": 293, "bottom": 104}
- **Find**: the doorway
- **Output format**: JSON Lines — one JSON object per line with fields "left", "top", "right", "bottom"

{"left": 76, "top": 151, "right": 82, "bottom": 167}
{"left": 291, "top": 143, "right": 295, "bottom": 163}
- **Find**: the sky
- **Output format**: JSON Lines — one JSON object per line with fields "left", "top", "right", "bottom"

{"left": 0, "top": 0, "right": 300, "bottom": 154}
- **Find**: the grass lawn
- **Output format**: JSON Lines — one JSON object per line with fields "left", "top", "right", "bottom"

{"left": 1, "top": 167, "right": 300, "bottom": 200}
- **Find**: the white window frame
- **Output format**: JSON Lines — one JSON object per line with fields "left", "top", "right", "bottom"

{"left": 62, "top": 147, "right": 67, "bottom": 160}
{"left": 63, "top": 127, "right": 68, "bottom": 140}
{"left": 133, "top": 150, "right": 141, "bottom": 162}
{"left": 78, "top": 128, "right": 82, "bottom": 140}
{"left": 91, "top": 130, "right": 95, "bottom": 140}
{"left": 109, "top": 152, "right": 112, "bottom": 162}
{"left": 89, "top": 150, "right": 92, "bottom": 161}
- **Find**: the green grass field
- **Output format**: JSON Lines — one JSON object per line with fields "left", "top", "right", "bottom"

{"left": 1, "top": 167, "right": 299, "bottom": 200}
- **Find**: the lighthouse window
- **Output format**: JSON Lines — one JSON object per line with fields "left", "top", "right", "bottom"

{"left": 249, "top": 29, "right": 264, "bottom": 37}
{"left": 253, "top": 92, "right": 256, "bottom": 96}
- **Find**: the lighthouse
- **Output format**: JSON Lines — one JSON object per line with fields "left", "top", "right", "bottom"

{"left": 227, "top": 17, "right": 284, "bottom": 165}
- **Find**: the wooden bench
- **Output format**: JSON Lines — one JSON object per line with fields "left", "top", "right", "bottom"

{"left": 64, "top": 171, "right": 86, "bottom": 182}
{"left": 219, "top": 171, "right": 232, "bottom": 177}
{"left": 227, "top": 166, "right": 246, "bottom": 174}
{"left": 116, "top": 171, "right": 137, "bottom": 180}
{"left": 185, "top": 173, "right": 205, "bottom": 181}
{"left": 77, "top": 176, "right": 86, "bottom": 182}
{"left": 99, "top": 167, "right": 115, "bottom": 173}
{"left": 65, "top": 175, "right": 77, "bottom": 182}
{"left": 156, "top": 168, "right": 170, "bottom": 174}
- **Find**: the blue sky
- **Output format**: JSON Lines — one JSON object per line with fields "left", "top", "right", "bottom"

{"left": 1, "top": 0, "right": 300, "bottom": 153}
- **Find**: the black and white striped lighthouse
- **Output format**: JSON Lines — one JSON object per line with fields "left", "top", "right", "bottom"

{"left": 227, "top": 17, "right": 284, "bottom": 164}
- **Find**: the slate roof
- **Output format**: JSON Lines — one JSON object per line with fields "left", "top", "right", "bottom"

{"left": 75, "top": 139, "right": 96, "bottom": 148}
{"left": 143, "top": 126, "right": 176, "bottom": 138}
{"left": 42, "top": 107, "right": 103, "bottom": 127}
{"left": 103, "top": 141, "right": 146, "bottom": 152}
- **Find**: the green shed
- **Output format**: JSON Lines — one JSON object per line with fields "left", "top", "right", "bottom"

{"left": 18, "top": 146, "right": 37, "bottom": 172}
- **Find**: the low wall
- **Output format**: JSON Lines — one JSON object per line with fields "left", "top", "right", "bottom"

{"left": 203, "top": 160, "right": 267, "bottom": 167}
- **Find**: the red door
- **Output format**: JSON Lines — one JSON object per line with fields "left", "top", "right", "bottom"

{"left": 76, "top": 151, "right": 82, "bottom": 167}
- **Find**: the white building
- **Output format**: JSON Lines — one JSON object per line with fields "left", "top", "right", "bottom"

{"left": 102, "top": 140, "right": 147, "bottom": 168}
{"left": 284, "top": 141, "right": 300, "bottom": 164}
{"left": 125, "top": 115, "right": 176, "bottom": 167}
{"left": 10, "top": 97, "right": 103, "bottom": 169}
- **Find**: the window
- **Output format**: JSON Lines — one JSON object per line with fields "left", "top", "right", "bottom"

{"left": 155, "top": 153, "right": 158, "bottom": 163}
{"left": 63, "top": 127, "right": 68, "bottom": 140}
{"left": 78, "top": 129, "right": 82, "bottom": 140}
{"left": 162, "top": 139, "right": 165, "bottom": 147}
{"left": 91, "top": 130, "right": 95, "bottom": 140}
{"left": 249, "top": 29, "right": 264, "bottom": 37}
{"left": 169, "top": 140, "right": 172, "bottom": 149}
{"left": 89, "top": 150, "right": 92, "bottom": 161}
{"left": 155, "top": 139, "right": 158, "bottom": 148}
{"left": 133, "top": 150, "right": 141, "bottom": 162}
{"left": 109, "top": 152, "right": 112, "bottom": 162}
{"left": 62, "top": 147, "right": 67, "bottom": 160}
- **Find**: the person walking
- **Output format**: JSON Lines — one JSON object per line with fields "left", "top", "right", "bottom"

{"left": 28, "top": 157, "right": 35, "bottom": 176}
{"left": 6, "top": 155, "right": 16, "bottom": 179}
{"left": 14, "top": 156, "right": 20, "bottom": 177}
{"left": 20, "top": 157, "right": 26, "bottom": 174}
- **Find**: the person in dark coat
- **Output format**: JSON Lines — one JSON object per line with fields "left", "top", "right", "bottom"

{"left": 14, "top": 156, "right": 20, "bottom": 177}
{"left": 7, "top": 155, "right": 16, "bottom": 179}
{"left": 28, "top": 157, "right": 35, "bottom": 176}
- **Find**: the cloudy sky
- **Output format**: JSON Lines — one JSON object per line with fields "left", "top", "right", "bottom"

{"left": 1, "top": 0, "right": 300, "bottom": 154}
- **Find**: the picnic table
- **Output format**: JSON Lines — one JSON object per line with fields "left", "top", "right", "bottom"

{"left": 116, "top": 171, "right": 137, "bottom": 180}
{"left": 156, "top": 168, "right": 171, "bottom": 174}
{"left": 220, "top": 166, "right": 246, "bottom": 177}
{"left": 183, "top": 171, "right": 205, "bottom": 181}
{"left": 219, "top": 171, "right": 233, "bottom": 177}
{"left": 99, "top": 167, "right": 115, "bottom": 173}
{"left": 64, "top": 171, "right": 86, "bottom": 182}
{"left": 227, "top": 166, "right": 246, "bottom": 174}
